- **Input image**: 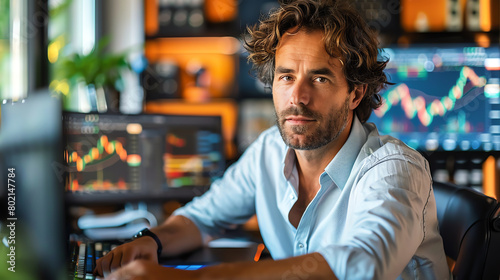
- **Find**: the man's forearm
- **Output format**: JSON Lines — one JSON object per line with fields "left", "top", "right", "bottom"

{"left": 151, "top": 215, "right": 203, "bottom": 257}
{"left": 200, "top": 252, "right": 337, "bottom": 280}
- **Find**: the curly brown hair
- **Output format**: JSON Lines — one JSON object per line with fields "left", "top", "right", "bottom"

{"left": 243, "top": 0, "right": 391, "bottom": 123}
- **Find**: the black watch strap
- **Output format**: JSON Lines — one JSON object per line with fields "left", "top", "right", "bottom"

{"left": 133, "top": 228, "right": 163, "bottom": 258}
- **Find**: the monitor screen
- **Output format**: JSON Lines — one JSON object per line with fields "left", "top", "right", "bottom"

{"left": 368, "top": 44, "right": 500, "bottom": 152}
{"left": 0, "top": 93, "right": 67, "bottom": 279}
{"left": 63, "top": 113, "right": 225, "bottom": 197}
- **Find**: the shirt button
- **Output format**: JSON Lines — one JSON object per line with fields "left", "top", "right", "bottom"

{"left": 289, "top": 194, "right": 295, "bottom": 200}
{"left": 298, "top": 243, "right": 304, "bottom": 248}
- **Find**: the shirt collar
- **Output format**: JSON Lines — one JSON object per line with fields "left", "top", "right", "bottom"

{"left": 282, "top": 115, "right": 367, "bottom": 189}
{"left": 324, "top": 114, "right": 367, "bottom": 190}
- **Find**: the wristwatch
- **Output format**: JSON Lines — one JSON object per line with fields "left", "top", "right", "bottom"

{"left": 133, "top": 228, "right": 163, "bottom": 258}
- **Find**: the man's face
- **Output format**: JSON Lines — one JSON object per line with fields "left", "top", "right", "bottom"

{"left": 272, "top": 29, "right": 354, "bottom": 150}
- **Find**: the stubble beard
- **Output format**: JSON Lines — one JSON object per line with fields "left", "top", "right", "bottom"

{"left": 275, "top": 97, "right": 350, "bottom": 150}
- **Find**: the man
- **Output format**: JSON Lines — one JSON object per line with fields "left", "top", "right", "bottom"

{"left": 96, "top": 0, "right": 451, "bottom": 279}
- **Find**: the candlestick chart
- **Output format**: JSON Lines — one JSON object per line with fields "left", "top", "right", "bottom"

{"left": 65, "top": 132, "right": 142, "bottom": 192}
{"left": 368, "top": 45, "right": 500, "bottom": 151}
{"left": 374, "top": 66, "right": 486, "bottom": 130}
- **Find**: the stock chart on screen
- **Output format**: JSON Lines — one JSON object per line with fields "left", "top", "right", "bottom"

{"left": 368, "top": 45, "right": 500, "bottom": 152}
{"left": 64, "top": 114, "right": 144, "bottom": 192}
{"left": 164, "top": 128, "right": 223, "bottom": 188}
{"left": 63, "top": 113, "right": 225, "bottom": 194}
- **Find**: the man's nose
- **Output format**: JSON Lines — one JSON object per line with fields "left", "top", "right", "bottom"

{"left": 289, "top": 78, "right": 311, "bottom": 106}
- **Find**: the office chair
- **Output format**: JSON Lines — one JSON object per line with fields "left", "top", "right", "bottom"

{"left": 433, "top": 181, "right": 500, "bottom": 280}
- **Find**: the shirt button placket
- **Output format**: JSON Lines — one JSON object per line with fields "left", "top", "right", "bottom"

{"left": 295, "top": 241, "right": 306, "bottom": 255}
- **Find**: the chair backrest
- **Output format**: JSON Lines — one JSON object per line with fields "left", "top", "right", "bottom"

{"left": 433, "top": 181, "right": 500, "bottom": 280}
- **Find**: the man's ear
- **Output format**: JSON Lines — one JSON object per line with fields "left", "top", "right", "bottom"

{"left": 349, "top": 84, "right": 367, "bottom": 110}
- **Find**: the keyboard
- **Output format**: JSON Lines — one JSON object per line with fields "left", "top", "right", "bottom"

{"left": 68, "top": 241, "right": 118, "bottom": 280}
{"left": 68, "top": 240, "right": 209, "bottom": 279}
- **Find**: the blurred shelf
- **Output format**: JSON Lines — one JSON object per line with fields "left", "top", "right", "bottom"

{"left": 381, "top": 31, "right": 500, "bottom": 47}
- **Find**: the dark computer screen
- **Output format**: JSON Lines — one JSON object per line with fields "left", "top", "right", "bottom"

{"left": 63, "top": 112, "right": 225, "bottom": 199}
{"left": 0, "top": 93, "right": 67, "bottom": 280}
{"left": 368, "top": 44, "right": 500, "bottom": 152}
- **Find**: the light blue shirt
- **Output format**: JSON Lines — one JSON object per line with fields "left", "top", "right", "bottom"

{"left": 174, "top": 115, "right": 451, "bottom": 280}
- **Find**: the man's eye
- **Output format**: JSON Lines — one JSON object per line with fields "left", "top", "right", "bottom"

{"left": 314, "top": 77, "right": 327, "bottom": 83}
{"left": 280, "top": 76, "right": 293, "bottom": 82}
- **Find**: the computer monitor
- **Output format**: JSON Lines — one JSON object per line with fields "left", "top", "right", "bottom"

{"left": 63, "top": 112, "right": 225, "bottom": 204}
{"left": 368, "top": 44, "right": 500, "bottom": 152}
{"left": 0, "top": 93, "right": 67, "bottom": 280}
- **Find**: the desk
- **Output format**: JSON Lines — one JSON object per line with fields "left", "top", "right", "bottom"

{"left": 160, "top": 242, "right": 266, "bottom": 266}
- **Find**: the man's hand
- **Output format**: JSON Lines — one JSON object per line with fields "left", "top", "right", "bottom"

{"left": 94, "top": 237, "right": 159, "bottom": 278}
{"left": 97, "top": 252, "right": 336, "bottom": 280}
{"left": 104, "top": 260, "right": 200, "bottom": 280}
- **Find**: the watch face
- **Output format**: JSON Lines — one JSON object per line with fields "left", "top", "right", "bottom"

{"left": 134, "top": 228, "right": 149, "bottom": 239}
{"left": 132, "top": 228, "right": 162, "bottom": 256}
